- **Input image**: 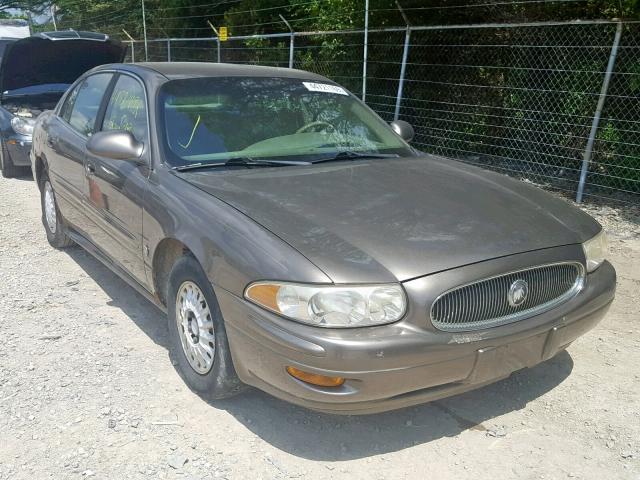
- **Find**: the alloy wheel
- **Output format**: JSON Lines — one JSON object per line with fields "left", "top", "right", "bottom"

{"left": 44, "top": 181, "right": 57, "bottom": 234}
{"left": 175, "top": 281, "right": 216, "bottom": 374}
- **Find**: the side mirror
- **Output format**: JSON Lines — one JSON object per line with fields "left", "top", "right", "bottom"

{"left": 87, "top": 130, "right": 144, "bottom": 161}
{"left": 389, "top": 120, "right": 415, "bottom": 143}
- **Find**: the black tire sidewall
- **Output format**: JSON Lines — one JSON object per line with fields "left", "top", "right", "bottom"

{"left": 0, "top": 142, "right": 18, "bottom": 178}
{"left": 167, "top": 255, "right": 243, "bottom": 399}
{"left": 39, "top": 172, "right": 69, "bottom": 248}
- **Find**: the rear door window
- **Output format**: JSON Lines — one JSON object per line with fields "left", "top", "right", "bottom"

{"left": 66, "top": 73, "right": 113, "bottom": 136}
{"left": 59, "top": 85, "right": 80, "bottom": 123}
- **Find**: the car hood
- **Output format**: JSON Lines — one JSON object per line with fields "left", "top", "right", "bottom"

{"left": 0, "top": 34, "right": 126, "bottom": 94}
{"left": 179, "top": 156, "right": 600, "bottom": 283}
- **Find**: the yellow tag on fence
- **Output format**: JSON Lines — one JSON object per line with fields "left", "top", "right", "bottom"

{"left": 219, "top": 26, "right": 228, "bottom": 41}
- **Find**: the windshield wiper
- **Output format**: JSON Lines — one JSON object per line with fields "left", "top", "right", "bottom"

{"left": 311, "top": 151, "right": 400, "bottom": 164}
{"left": 172, "top": 156, "right": 310, "bottom": 172}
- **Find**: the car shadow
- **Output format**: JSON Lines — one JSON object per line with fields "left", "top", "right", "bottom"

{"left": 3, "top": 171, "right": 33, "bottom": 181}
{"left": 212, "top": 351, "right": 573, "bottom": 461}
{"left": 66, "top": 247, "right": 574, "bottom": 461}
{"left": 66, "top": 248, "right": 169, "bottom": 348}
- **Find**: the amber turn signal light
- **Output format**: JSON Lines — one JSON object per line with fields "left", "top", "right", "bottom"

{"left": 245, "top": 283, "right": 281, "bottom": 312}
{"left": 286, "top": 366, "right": 345, "bottom": 387}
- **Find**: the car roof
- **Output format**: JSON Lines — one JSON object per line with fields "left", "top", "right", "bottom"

{"left": 101, "top": 61, "right": 331, "bottom": 82}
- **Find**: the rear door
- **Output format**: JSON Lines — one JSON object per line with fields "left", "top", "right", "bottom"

{"left": 45, "top": 73, "right": 114, "bottom": 234}
{"left": 83, "top": 73, "right": 149, "bottom": 286}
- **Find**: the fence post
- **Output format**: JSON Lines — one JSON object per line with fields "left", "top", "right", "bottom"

{"left": 289, "top": 34, "right": 295, "bottom": 68}
{"left": 279, "top": 15, "right": 295, "bottom": 69}
{"left": 362, "top": 0, "right": 369, "bottom": 101}
{"left": 207, "top": 22, "right": 222, "bottom": 63}
{"left": 576, "top": 21, "right": 623, "bottom": 203}
{"left": 122, "top": 30, "right": 136, "bottom": 63}
{"left": 394, "top": 28, "right": 411, "bottom": 120}
{"left": 141, "top": 0, "right": 148, "bottom": 61}
{"left": 167, "top": 39, "right": 171, "bottom": 62}
{"left": 394, "top": 2, "right": 411, "bottom": 120}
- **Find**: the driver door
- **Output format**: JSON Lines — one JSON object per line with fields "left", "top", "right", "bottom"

{"left": 83, "top": 73, "right": 149, "bottom": 286}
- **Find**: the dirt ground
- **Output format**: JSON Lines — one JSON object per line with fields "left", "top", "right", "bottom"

{"left": 0, "top": 173, "right": 638, "bottom": 480}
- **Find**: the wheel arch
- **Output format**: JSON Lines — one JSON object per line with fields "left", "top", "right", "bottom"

{"left": 151, "top": 237, "right": 196, "bottom": 307}
{"left": 33, "top": 153, "right": 48, "bottom": 188}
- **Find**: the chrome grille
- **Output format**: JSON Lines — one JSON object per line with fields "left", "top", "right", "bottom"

{"left": 430, "top": 262, "right": 584, "bottom": 332}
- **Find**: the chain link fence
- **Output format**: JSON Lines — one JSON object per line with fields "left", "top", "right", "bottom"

{"left": 126, "top": 20, "right": 640, "bottom": 204}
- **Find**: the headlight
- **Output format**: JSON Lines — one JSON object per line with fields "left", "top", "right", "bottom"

{"left": 244, "top": 282, "right": 407, "bottom": 328}
{"left": 10, "top": 116, "right": 35, "bottom": 136}
{"left": 582, "top": 229, "right": 608, "bottom": 272}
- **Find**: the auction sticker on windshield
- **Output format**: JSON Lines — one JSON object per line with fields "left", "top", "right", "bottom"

{"left": 302, "top": 82, "right": 349, "bottom": 96}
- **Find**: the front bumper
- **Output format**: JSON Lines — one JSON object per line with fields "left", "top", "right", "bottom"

{"left": 2, "top": 135, "right": 32, "bottom": 167}
{"left": 216, "top": 248, "right": 616, "bottom": 415}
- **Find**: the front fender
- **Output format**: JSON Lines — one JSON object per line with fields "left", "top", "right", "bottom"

{"left": 143, "top": 166, "right": 331, "bottom": 297}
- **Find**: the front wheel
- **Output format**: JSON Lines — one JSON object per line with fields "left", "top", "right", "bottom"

{"left": 167, "top": 255, "right": 244, "bottom": 399}
{"left": 40, "top": 172, "right": 74, "bottom": 249}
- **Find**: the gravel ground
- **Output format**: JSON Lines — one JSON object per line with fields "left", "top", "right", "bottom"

{"left": 0, "top": 173, "right": 638, "bottom": 480}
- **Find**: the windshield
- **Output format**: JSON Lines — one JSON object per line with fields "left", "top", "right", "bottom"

{"left": 158, "top": 77, "right": 413, "bottom": 167}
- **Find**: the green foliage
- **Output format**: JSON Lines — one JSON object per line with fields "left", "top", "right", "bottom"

{"left": 19, "top": 0, "right": 638, "bottom": 41}
{"left": 13, "top": 0, "right": 640, "bottom": 197}
{"left": 0, "top": 0, "right": 38, "bottom": 14}
{"left": 0, "top": 11, "right": 26, "bottom": 17}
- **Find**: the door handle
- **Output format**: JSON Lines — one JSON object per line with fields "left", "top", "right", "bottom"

{"left": 86, "top": 163, "right": 96, "bottom": 175}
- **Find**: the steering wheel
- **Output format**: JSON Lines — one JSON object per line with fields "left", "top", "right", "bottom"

{"left": 296, "top": 121, "right": 335, "bottom": 134}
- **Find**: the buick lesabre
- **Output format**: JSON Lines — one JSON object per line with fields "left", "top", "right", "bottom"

{"left": 30, "top": 62, "right": 616, "bottom": 414}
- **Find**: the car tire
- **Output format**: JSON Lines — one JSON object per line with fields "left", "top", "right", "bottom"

{"left": 0, "top": 142, "right": 26, "bottom": 178}
{"left": 167, "top": 255, "right": 244, "bottom": 400}
{"left": 39, "top": 171, "right": 74, "bottom": 249}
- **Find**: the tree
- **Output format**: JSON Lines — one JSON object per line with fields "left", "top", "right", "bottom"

{"left": 1, "top": 0, "right": 49, "bottom": 17}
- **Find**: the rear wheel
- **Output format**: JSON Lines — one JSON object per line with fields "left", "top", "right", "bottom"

{"left": 39, "top": 171, "right": 73, "bottom": 248}
{"left": 167, "top": 255, "right": 244, "bottom": 399}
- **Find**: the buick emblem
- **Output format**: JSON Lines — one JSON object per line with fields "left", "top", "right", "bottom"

{"left": 508, "top": 279, "right": 529, "bottom": 307}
